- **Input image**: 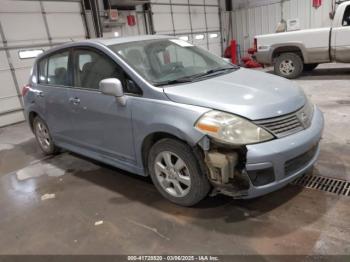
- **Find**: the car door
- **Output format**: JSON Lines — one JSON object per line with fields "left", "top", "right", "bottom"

{"left": 332, "top": 5, "right": 350, "bottom": 62}
{"left": 66, "top": 47, "right": 136, "bottom": 164}
{"left": 36, "top": 49, "right": 73, "bottom": 143}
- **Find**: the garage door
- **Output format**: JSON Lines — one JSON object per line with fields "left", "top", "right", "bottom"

{"left": 150, "top": 0, "right": 222, "bottom": 56}
{"left": 0, "top": 0, "right": 87, "bottom": 127}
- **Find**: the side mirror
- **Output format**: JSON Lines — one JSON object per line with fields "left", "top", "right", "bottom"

{"left": 99, "top": 78, "right": 126, "bottom": 106}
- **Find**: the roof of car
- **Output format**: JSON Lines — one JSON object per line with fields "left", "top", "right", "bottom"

{"left": 35, "top": 35, "right": 173, "bottom": 61}
{"left": 80, "top": 34, "right": 172, "bottom": 46}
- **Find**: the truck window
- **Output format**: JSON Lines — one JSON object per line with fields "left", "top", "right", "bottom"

{"left": 343, "top": 6, "right": 350, "bottom": 26}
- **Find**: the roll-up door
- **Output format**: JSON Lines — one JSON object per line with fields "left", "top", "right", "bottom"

{"left": 150, "top": 0, "right": 222, "bottom": 56}
{"left": 0, "top": 0, "right": 87, "bottom": 127}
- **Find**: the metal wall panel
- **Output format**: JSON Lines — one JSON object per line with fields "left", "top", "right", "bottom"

{"left": 0, "top": 0, "right": 87, "bottom": 127}
{"left": 208, "top": 33, "right": 222, "bottom": 55}
{"left": 0, "top": 13, "right": 48, "bottom": 43}
{"left": 136, "top": 12, "right": 148, "bottom": 35}
{"left": 0, "top": 1, "right": 42, "bottom": 12}
{"left": 0, "top": 50, "right": 8, "bottom": 69}
{"left": 150, "top": 0, "right": 222, "bottom": 56}
{"left": 151, "top": 4, "right": 173, "bottom": 34}
{"left": 191, "top": 0, "right": 204, "bottom": 4}
{"left": 0, "top": 63, "right": 22, "bottom": 124}
{"left": 173, "top": 5, "right": 192, "bottom": 33}
{"left": 206, "top": 6, "right": 220, "bottom": 30}
{"left": 189, "top": 5, "right": 206, "bottom": 32}
{"left": 46, "top": 13, "right": 86, "bottom": 40}
{"left": 229, "top": 2, "right": 282, "bottom": 55}
{"left": 0, "top": 111, "right": 24, "bottom": 127}
{"left": 42, "top": 1, "right": 81, "bottom": 12}
{"left": 102, "top": 10, "right": 147, "bottom": 38}
{"left": 230, "top": 0, "right": 333, "bottom": 56}
{"left": 0, "top": 95, "right": 22, "bottom": 116}
{"left": 206, "top": 0, "right": 219, "bottom": 6}
{"left": 0, "top": 68, "right": 17, "bottom": 99}
{"left": 43, "top": 1, "right": 86, "bottom": 42}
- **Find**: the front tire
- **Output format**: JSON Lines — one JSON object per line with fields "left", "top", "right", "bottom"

{"left": 33, "top": 117, "right": 59, "bottom": 155}
{"left": 148, "top": 138, "right": 211, "bottom": 206}
{"left": 274, "top": 52, "right": 303, "bottom": 79}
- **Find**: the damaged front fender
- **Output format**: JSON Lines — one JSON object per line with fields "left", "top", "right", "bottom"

{"left": 197, "top": 136, "right": 251, "bottom": 198}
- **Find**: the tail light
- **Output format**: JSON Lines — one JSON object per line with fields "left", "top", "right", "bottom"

{"left": 253, "top": 38, "right": 258, "bottom": 53}
{"left": 22, "top": 84, "right": 31, "bottom": 97}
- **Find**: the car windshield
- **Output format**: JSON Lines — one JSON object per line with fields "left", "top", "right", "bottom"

{"left": 109, "top": 39, "right": 238, "bottom": 86}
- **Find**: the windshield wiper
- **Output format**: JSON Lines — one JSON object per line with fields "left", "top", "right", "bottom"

{"left": 196, "top": 67, "right": 237, "bottom": 79}
{"left": 153, "top": 67, "right": 238, "bottom": 86}
{"left": 178, "top": 67, "right": 237, "bottom": 82}
{"left": 153, "top": 76, "right": 195, "bottom": 86}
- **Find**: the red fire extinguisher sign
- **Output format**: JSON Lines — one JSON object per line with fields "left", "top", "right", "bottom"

{"left": 313, "top": 0, "right": 322, "bottom": 8}
{"left": 127, "top": 15, "right": 136, "bottom": 26}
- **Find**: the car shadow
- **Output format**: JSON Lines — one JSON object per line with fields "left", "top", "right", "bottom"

{"left": 1, "top": 135, "right": 331, "bottom": 238}
{"left": 264, "top": 67, "right": 350, "bottom": 80}
{"left": 67, "top": 152, "right": 330, "bottom": 238}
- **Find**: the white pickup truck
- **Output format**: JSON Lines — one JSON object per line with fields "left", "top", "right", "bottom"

{"left": 254, "top": 1, "right": 350, "bottom": 78}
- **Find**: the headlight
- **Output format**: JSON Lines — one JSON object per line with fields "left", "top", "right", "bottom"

{"left": 297, "top": 97, "right": 314, "bottom": 128}
{"left": 195, "top": 111, "right": 274, "bottom": 145}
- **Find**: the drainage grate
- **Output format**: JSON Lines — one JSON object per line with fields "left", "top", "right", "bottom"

{"left": 292, "top": 175, "right": 350, "bottom": 196}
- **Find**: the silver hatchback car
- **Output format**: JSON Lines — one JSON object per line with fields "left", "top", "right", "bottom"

{"left": 23, "top": 35, "right": 324, "bottom": 206}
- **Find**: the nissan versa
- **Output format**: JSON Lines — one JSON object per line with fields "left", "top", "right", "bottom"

{"left": 23, "top": 35, "right": 324, "bottom": 206}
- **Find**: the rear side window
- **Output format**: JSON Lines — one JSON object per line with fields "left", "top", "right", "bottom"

{"left": 38, "top": 58, "right": 48, "bottom": 84}
{"left": 47, "top": 51, "right": 70, "bottom": 86}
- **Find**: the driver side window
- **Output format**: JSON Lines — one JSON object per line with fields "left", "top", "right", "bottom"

{"left": 73, "top": 48, "right": 123, "bottom": 90}
{"left": 343, "top": 6, "right": 350, "bottom": 26}
{"left": 73, "top": 48, "right": 142, "bottom": 95}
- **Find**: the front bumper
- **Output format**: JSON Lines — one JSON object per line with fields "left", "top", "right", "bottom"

{"left": 241, "top": 106, "right": 324, "bottom": 198}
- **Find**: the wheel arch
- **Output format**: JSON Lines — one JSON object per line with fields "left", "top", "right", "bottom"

{"left": 139, "top": 128, "right": 204, "bottom": 176}
{"left": 28, "top": 111, "right": 40, "bottom": 132}
{"left": 271, "top": 44, "right": 308, "bottom": 63}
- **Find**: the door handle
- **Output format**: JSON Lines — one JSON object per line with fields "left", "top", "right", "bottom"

{"left": 69, "top": 97, "right": 80, "bottom": 105}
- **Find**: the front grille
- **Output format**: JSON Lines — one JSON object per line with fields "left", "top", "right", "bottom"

{"left": 255, "top": 109, "right": 304, "bottom": 137}
{"left": 285, "top": 145, "right": 318, "bottom": 177}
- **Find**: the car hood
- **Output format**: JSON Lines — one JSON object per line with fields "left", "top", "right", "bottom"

{"left": 164, "top": 68, "right": 306, "bottom": 120}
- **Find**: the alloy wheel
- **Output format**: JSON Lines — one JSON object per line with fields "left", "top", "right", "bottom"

{"left": 35, "top": 120, "right": 51, "bottom": 151}
{"left": 154, "top": 151, "right": 191, "bottom": 198}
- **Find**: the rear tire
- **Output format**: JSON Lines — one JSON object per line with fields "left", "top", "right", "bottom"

{"left": 148, "top": 138, "right": 211, "bottom": 206}
{"left": 303, "top": 63, "right": 318, "bottom": 72}
{"left": 33, "top": 116, "right": 59, "bottom": 155}
{"left": 274, "top": 52, "right": 303, "bottom": 79}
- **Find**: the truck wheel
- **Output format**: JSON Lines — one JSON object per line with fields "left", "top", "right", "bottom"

{"left": 148, "top": 138, "right": 211, "bottom": 206}
{"left": 33, "top": 116, "right": 59, "bottom": 155}
{"left": 303, "top": 63, "right": 318, "bottom": 72}
{"left": 274, "top": 53, "right": 303, "bottom": 79}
